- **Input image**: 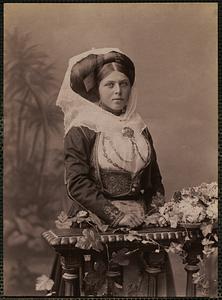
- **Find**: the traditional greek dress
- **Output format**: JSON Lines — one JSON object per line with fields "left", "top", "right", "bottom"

{"left": 52, "top": 47, "right": 175, "bottom": 296}
{"left": 61, "top": 125, "right": 175, "bottom": 297}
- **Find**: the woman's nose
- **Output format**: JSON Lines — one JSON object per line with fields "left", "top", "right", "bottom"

{"left": 114, "top": 83, "right": 121, "bottom": 94}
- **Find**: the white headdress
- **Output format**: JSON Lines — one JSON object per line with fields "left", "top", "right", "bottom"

{"left": 56, "top": 48, "right": 146, "bottom": 135}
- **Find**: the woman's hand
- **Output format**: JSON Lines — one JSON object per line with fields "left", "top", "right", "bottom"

{"left": 119, "top": 213, "right": 144, "bottom": 228}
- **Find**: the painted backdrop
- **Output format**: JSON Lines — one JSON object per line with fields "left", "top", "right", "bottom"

{"left": 4, "top": 3, "right": 217, "bottom": 296}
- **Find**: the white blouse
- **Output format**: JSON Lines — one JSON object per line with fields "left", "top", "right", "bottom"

{"left": 97, "top": 128, "right": 151, "bottom": 174}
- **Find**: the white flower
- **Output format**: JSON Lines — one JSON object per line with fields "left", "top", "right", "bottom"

{"left": 197, "top": 210, "right": 207, "bottom": 222}
{"left": 198, "top": 182, "right": 218, "bottom": 201}
{"left": 159, "top": 206, "right": 165, "bottom": 215}
{"left": 169, "top": 215, "right": 179, "bottom": 228}
{"left": 175, "top": 199, "right": 204, "bottom": 223}
{"left": 167, "top": 182, "right": 218, "bottom": 226}
{"left": 206, "top": 200, "right": 218, "bottom": 221}
{"left": 186, "top": 215, "right": 197, "bottom": 223}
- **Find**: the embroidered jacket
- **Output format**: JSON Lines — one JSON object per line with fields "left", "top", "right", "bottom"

{"left": 64, "top": 126, "right": 164, "bottom": 226}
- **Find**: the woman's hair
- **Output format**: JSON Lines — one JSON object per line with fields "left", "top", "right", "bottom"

{"left": 70, "top": 51, "right": 135, "bottom": 102}
{"left": 96, "top": 62, "right": 133, "bottom": 86}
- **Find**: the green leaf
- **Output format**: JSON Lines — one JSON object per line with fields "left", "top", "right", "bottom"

{"left": 192, "top": 272, "right": 201, "bottom": 284}
{"left": 55, "top": 211, "right": 73, "bottom": 229}
{"left": 166, "top": 242, "right": 183, "bottom": 254}
{"left": 55, "top": 219, "right": 72, "bottom": 229}
{"left": 46, "top": 291, "right": 56, "bottom": 296}
{"left": 88, "top": 229, "right": 104, "bottom": 252}
{"left": 88, "top": 211, "right": 109, "bottom": 232}
{"left": 203, "top": 245, "right": 216, "bottom": 257}
{"left": 76, "top": 236, "right": 91, "bottom": 250}
{"left": 76, "top": 210, "right": 88, "bottom": 218}
{"left": 94, "top": 260, "right": 107, "bottom": 273}
{"left": 144, "top": 213, "right": 160, "bottom": 226}
{"left": 126, "top": 230, "right": 142, "bottom": 242}
{"left": 169, "top": 215, "right": 179, "bottom": 228}
{"left": 200, "top": 223, "right": 213, "bottom": 237}
{"left": 213, "top": 233, "right": 218, "bottom": 242}
{"left": 35, "top": 274, "right": 54, "bottom": 291}
{"left": 151, "top": 193, "right": 165, "bottom": 208}
{"left": 114, "top": 282, "right": 123, "bottom": 289}
{"left": 57, "top": 211, "right": 68, "bottom": 223}
{"left": 173, "top": 191, "right": 182, "bottom": 202}
{"left": 125, "top": 282, "right": 140, "bottom": 295}
{"left": 111, "top": 248, "right": 130, "bottom": 266}
{"left": 110, "top": 227, "right": 130, "bottom": 234}
{"left": 76, "top": 229, "right": 103, "bottom": 252}
{"left": 201, "top": 238, "right": 215, "bottom": 246}
{"left": 84, "top": 262, "right": 106, "bottom": 292}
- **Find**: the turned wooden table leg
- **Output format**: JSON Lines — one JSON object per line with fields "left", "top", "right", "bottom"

{"left": 60, "top": 251, "right": 82, "bottom": 296}
{"left": 106, "top": 270, "right": 121, "bottom": 296}
{"left": 63, "top": 272, "right": 79, "bottom": 296}
{"left": 106, "top": 261, "right": 122, "bottom": 297}
{"left": 83, "top": 254, "right": 96, "bottom": 296}
{"left": 143, "top": 247, "right": 165, "bottom": 297}
{"left": 185, "top": 264, "right": 200, "bottom": 296}
{"left": 145, "top": 265, "right": 161, "bottom": 297}
{"left": 183, "top": 237, "right": 202, "bottom": 297}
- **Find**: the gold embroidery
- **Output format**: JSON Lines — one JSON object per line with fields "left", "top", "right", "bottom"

{"left": 100, "top": 169, "right": 141, "bottom": 196}
{"left": 103, "top": 204, "right": 122, "bottom": 221}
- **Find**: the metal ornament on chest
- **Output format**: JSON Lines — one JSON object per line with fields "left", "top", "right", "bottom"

{"left": 102, "top": 127, "right": 148, "bottom": 171}
{"left": 122, "top": 126, "right": 135, "bottom": 139}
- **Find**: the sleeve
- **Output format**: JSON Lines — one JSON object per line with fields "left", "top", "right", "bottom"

{"left": 64, "top": 126, "right": 124, "bottom": 226}
{"left": 144, "top": 128, "right": 165, "bottom": 196}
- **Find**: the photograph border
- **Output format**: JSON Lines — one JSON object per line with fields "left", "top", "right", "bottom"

{"left": 1, "top": 0, "right": 220, "bottom": 299}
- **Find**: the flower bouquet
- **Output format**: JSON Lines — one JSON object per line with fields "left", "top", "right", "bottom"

{"left": 144, "top": 182, "right": 218, "bottom": 296}
{"left": 144, "top": 182, "right": 218, "bottom": 229}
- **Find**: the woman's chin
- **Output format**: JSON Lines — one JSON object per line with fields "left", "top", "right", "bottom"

{"left": 100, "top": 102, "right": 123, "bottom": 115}
{"left": 110, "top": 107, "right": 123, "bottom": 115}
{"left": 111, "top": 103, "right": 125, "bottom": 113}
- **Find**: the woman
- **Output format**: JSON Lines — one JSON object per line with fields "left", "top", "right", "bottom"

{"left": 55, "top": 48, "right": 175, "bottom": 296}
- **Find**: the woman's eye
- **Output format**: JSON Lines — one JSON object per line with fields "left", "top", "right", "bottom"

{"left": 106, "top": 82, "right": 114, "bottom": 88}
{"left": 104, "top": 81, "right": 129, "bottom": 88}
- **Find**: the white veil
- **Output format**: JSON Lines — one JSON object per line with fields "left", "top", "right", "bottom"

{"left": 56, "top": 48, "right": 146, "bottom": 135}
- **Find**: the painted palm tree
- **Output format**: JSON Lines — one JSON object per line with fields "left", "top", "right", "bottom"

{"left": 5, "top": 28, "right": 62, "bottom": 194}
{"left": 4, "top": 29, "right": 65, "bottom": 295}
{"left": 22, "top": 97, "right": 63, "bottom": 193}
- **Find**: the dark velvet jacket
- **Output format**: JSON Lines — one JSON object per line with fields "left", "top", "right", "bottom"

{"left": 64, "top": 126, "right": 164, "bottom": 226}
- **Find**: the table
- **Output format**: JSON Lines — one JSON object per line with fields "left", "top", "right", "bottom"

{"left": 42, "top": 225, "right": 204, "bottom": 297}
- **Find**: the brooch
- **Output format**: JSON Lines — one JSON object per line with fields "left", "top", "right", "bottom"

{"left": 122, "top": 127, "right": 134, "bottom": 138}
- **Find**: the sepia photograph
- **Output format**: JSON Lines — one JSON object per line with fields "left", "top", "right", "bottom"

{"left": 4, "top": 2, "right": 218, "bottom": 297}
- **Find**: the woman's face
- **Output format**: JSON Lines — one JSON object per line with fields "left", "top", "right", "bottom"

{"left": 98, "top": 71, "right": 131, "bottom": 114}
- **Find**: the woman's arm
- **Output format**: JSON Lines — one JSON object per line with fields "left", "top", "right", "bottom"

{"left": 144, "top": 128, "right": 165, "bottom": 196}
{"left": 64, "top": 126, "right": 124, "bottom": 226}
